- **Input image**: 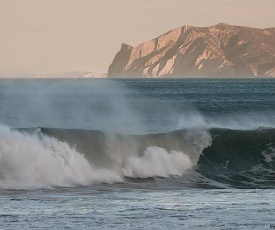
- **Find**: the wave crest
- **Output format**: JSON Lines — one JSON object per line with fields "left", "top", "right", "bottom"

{"left": 2, "top": 126, "right": 275, "bottom": 189}
{"left": 0, "top": 126, "right": 122, "bottom": 189}
{"left": 122, "top": 146, "right": 193, "bottom": 178}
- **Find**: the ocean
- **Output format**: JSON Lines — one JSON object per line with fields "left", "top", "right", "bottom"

{"left": 0, "top": 78, "right": 275, "bottom": 229}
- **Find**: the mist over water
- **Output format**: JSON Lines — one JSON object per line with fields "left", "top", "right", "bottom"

{"left": 0, "top": 125, "right": 213, "bottom": 189}
{"left": 1, "top": 79, "right": 275, "bottom": 230}
{"left": 1, "top": 79, "right": 275, "bottom": 190}
{"left": 0, "top": 79, "right": 143, "bottom": 133}
{"left": 1, "top": 79, "right": 275, "bottom": 132}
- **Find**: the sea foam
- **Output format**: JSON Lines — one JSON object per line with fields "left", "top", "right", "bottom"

{"left": 0, "top": 126, "right": 209, "bottom": 189}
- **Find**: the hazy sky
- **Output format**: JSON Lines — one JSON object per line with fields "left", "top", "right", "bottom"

{"left": 1, "top": 0, "right": 274, "bottom": 76}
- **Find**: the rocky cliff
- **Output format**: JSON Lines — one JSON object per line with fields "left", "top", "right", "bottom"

{"left": 108, "top": 23, "right": 275, "bottom": 78}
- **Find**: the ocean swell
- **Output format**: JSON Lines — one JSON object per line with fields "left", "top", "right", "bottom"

{"left": 1, "top": 126, "right": 275, "bottom": 189}
{"left": 0, "top": 126, "right": 210, "bottom": 189}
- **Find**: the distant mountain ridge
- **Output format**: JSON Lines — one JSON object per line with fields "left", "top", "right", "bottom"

{"left": 108, "top": 23, "right": 275, "bottom": 78}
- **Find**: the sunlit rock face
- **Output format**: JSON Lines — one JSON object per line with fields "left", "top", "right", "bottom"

{"left": 108, "top": 24, "right": 275, "bottom": 78}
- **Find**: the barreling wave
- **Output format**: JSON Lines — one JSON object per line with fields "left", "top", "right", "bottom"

{"left": 1, "top": 125, "right": 275, "bottom": 189}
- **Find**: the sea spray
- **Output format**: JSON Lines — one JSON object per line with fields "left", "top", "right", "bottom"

{"left": 206, "top": 112, "right": 275, "bottom": 130}
{"left": 2, "top": 125, "right": 275, "bottom": 189}
{"left": 0, "top": 80, "right": 144, "bottom": 133}
{"left": 0, "top": 126, "right": 212, "bottom": 189}
{"left": 122, "top": 146, "right": 193, "bottom": 178}
{"left": 0, "top": 126, "right": 122, "bottom": 189}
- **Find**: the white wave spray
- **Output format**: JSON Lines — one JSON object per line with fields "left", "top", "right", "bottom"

{"left": 0, "top": 126, "right": 121, "bottom": 189}
{"left": 122, "top": 146, "right": 193, "bottom": 178}
{"left": 0, "top": 126, "right": 211, "bottom": 190}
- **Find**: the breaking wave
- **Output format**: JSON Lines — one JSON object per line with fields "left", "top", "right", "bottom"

{"left": 1, "top": 125, "right": 275, "bottom": 189}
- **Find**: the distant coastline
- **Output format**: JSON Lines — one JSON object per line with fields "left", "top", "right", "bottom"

{"left": 1, "top": 24, "right": 274, "bottom": 79}
{"left": 0, "top": 71, "right": 107, "bottom": 79}
{"left": 108, "top": 23, "right": 275, "bottom": 78}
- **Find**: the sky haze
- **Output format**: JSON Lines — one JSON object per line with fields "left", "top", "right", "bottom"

{"left": 0, "top": 0, "right": 274, "bottom": 76}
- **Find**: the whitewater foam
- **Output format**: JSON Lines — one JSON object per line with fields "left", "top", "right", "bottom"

{"left": 0, "top": 126, "right": 122, "bottom": 189}
{"left": 122, "top": 146, "right": 193, "bottom": 178}
{"left": 0, "top": 126, "right": 211, "bottom": 189}
{"left": 2, "top": 124, "right": 275, "bottom": 189}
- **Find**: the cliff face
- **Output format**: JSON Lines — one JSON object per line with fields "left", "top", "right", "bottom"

{"left": 108, "top": 24, "right": 275, "bottom": 78}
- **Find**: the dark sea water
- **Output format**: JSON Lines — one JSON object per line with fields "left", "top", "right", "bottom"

{"left": 0, "top": 79, "right": 275, "bottom": 229}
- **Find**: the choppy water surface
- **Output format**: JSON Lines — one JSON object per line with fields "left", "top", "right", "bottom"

{"left": 1, "top": 188, "right": 275, "bottom": 230}
{"left": 0, "top": 79, "right": 275, "bottom": 229}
